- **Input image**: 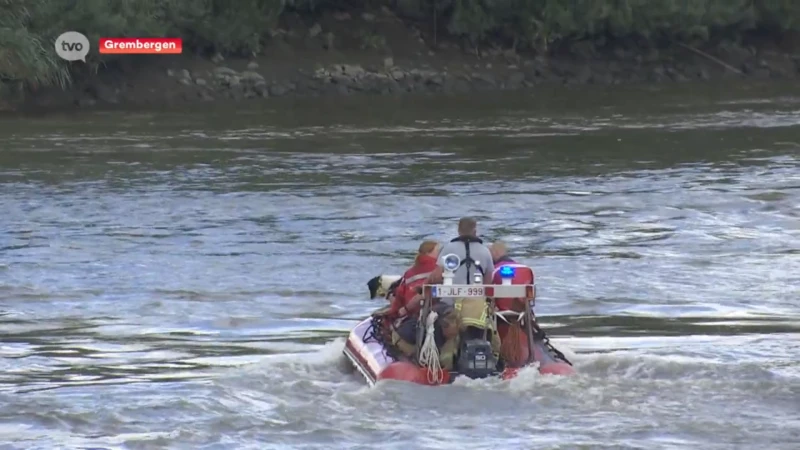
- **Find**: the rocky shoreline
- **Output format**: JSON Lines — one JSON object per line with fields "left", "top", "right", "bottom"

{"left": 8, "top": 11, "right": 800, "bottom": 112}
{"left": 168, "top": 56, "right": 521, "bottom": 102}
{"left": 28, "top": 51, "right": 796, "bottom": 112}
{"left": 165, "top": 50, "right": 800, "bottom": 99}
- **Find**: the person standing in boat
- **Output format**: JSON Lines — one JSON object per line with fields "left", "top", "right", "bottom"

{"left": 489, "top": 241, "right": 536, "bottom": 366}
{"left": 490, "top": 241, "right": 515, "bottom": 266}
{"left": 489, "top": 240, "right": 536, "bottom": 305}
{"left": 431, "top": 217, "right": 500, "bottom": 355}
{"left": 385, "top": 240, "right": 441, "bottom": 319}
{"left": 435, "top": 217, "right": 495, "bottom": 286}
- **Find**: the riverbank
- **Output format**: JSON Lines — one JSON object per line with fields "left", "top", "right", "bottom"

{"left": 7, "top": 9, "right": 800, "bottom": 113}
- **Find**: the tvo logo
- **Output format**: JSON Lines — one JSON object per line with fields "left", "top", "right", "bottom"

{"left": 55, "top": 31, "right": 90, "bottom": 62}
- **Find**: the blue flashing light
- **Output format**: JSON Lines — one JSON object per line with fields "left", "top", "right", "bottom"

{"left": 499, "top": 266, "right": 515, "bottom": 278}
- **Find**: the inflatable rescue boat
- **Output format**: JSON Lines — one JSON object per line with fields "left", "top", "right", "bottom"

{"left": 344, "top": 264, "right": 575, "bottom": 387}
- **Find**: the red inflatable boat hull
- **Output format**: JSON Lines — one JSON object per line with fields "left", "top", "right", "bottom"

{"left": 344, "top": 317, "right": 575, "bottom": 386}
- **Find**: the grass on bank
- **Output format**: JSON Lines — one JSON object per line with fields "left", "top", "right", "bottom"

{"left": 1, "top": 0, "right": 799, "bottom": 98}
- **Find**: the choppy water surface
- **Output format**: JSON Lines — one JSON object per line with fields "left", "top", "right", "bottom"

{"left": 1, "top": 82, "right": 799, "bottom": 449}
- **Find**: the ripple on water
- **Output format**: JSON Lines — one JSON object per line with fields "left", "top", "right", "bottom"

{"left": 1, "top": 89, "right": 800, "bottom": 448}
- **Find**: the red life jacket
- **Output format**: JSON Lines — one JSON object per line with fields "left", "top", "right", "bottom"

{"left": 491, "top": 257, "right": 534, "bottom": 311}
{"left": 389, "top": 254, "right": 438, "bottom": 317}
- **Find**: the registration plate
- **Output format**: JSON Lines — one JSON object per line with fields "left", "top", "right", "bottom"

{"left": 432, "top": 285, "right": 487, "bottom": 298}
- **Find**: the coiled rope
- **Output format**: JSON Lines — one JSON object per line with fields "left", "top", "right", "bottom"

{"left": 417, "top": 311, "right": 444, "bottom": 384}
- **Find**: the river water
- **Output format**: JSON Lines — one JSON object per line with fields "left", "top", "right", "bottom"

{"left": 1, "top": 82, "right": 799, "bottom": 449}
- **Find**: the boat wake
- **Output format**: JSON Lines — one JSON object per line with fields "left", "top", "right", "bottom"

{"left": 214, "top": 331, "right": 797, "bottom": 400}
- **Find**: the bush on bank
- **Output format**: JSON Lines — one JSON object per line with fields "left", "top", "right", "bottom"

{"left": 1, "top": 0, "right": 799, "bottom": 96}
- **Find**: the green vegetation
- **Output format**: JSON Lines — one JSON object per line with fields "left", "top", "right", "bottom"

{"left": 1, "top": 0, "right": 799, "bottom": 98}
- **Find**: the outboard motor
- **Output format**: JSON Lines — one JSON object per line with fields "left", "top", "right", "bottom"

{"left": 456, "top": 338, "right": 498, "bottom": 379}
